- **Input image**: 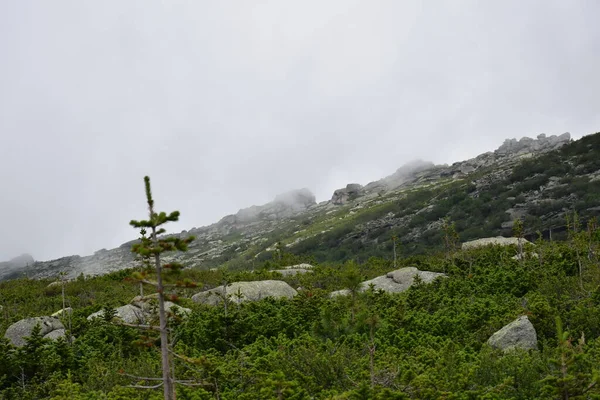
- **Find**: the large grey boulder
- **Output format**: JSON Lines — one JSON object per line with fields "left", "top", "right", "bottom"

{"left": 487, "top": 315, "right": 538, "bottom": 352}
{"left": 88, "top": 296, "right": 191, "bottom": 324}
{"left": 330, "top": 267, "right": 446, "bottom": 297}
{"left": 192, "top": 280, "right": 297, "bottom": 306}
{"left": 4, "top": 316, "right": 65, "bottom": 347}
{"left": 43, "top": 329, "right": 68, "bottom": 341}
{"left": 462, "top": 237, "right": 532, "bottom": 250}
{"left": 87, "top": 304, "right": 147, "bottom": 324}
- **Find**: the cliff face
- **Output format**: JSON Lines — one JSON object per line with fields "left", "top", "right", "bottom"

{"left": 2, "top": 131, "right": 589, "bottom": 281}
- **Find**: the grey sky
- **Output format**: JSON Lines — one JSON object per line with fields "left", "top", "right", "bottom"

{"left": 1, "top": 1, "right": 599, "bottom": 262}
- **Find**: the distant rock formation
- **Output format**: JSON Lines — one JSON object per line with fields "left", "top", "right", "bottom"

{"left": 379, "top": 160, "right": 437, "bottom": 190}
{"left": 495, "top": 133, "right": 571, "bottom": 156}
{"left": 0, "top": 254, "right": 35, "bottom": 280}
{"left": 331, "top": 184, "right": 363, "bottom": 205}
{"left": 0, "top": 133, "right": 575, "bottom": 283}
{"left": 487, "top": 315, "right": 538, "bottom": 352}
{"left": 220, "top": 188, "right": 316, "bottom": 225}
{"left": 442, "top": 133, "right": 571, "bottom": 179}
{"left": 1, "top": 248, "right": 138, "bottom": 282}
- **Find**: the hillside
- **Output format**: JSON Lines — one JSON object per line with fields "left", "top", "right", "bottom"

{"left": 0, "top": 203, "right": 599, "bottom": 398}
{"left": 4, "top": 131, "right": 600, "bottom": 281}
{"left": 0, "top": 131, "right": 600, "bottom": 398}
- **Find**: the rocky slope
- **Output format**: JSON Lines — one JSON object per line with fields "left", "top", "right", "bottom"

{"left": 4, "top": 131, "right": 599, "bottom": 281}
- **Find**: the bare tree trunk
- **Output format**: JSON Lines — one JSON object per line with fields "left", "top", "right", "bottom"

{"left": 369, "top": 324, "right": 376, "bottom": 388}
{"left": 61, "top": 278, "right": 66, "bottom": 314}
{"left": 393, "top": 237, "right": 397, "bottom": 269}
{"left": 151, "top": 222, "right": 174, "bottom": 400}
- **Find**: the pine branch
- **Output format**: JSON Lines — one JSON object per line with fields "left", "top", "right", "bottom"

{"left": 125, "top": 383, "right": 164, "bottom": 389}
{"left": 583, "top": 380, "right": 597, "bottom": 394}
{"left": 120, "top": 372, "right": 164, "bottom": 381}
{"left": 175, "top": 381, "right": 213, "bottom": 387}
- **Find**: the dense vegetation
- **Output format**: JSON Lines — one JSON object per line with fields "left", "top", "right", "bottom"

{"left": 1, "top": 218, "right": 600, "bottom": 399}
{"left": 1, "top": 133, "right": 600, "bottom": 398}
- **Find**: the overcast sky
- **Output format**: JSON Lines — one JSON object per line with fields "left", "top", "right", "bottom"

{"left": 1, "top": 1, "right": 599, "bottom": 261}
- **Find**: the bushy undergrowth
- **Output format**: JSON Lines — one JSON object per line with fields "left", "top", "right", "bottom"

{"left": 1, "top": 235, "right": 600, "bottom": 399}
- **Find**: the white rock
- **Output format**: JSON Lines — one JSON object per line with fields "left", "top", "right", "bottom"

{"left": 330, "top": 267, "right": 446, "bottom": 297}
{"left": 487, "top": 315, "right": 538, "bottom": 352}
{"left": 462, "top": 237, "right": 532, "bottom": 250}
{"left": 192, "top": 280, "right": 297, "bottom": 306}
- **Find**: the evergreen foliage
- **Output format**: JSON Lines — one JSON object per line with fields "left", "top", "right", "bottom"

{"left": 1, "top": 232, "right": 600, "bottom": 398}
{"left": 1, "top": 133, "right": 600, "bottom": 398}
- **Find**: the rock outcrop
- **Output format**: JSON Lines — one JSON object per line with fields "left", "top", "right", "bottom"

{"left": 87, "top": 304, "right": 148, "bottom": 324}
{"left": 487, "top": 315, "right": 538, "bottom": 352}
{"left": 221, "top": 188, "right": 316, "bottom": 225}
{"left": 87, "top": 296, "right": 191, "bottom": 323}
{"left": 192, "top": 280, "right": 297, "bottom": 306}
{"left": 130, "top": 295, "right": 191, "bottom": 317}
{"left": 462, "top": 237, "right": 533, "bottom": 250}
{"left": 0, "top": 254, "right": 35, "bottom": 281}
{"left": 495, "top": 133, "right": 571, "bottom": 156}
{"left": 272, "top": 263, "right": 314, "bottom": 276}
{"left": 331, "top": 184, "right": 363, "bottom": 205}
{"left": 4, "top": 316, "right": 66, "bottom": 347}
{"left": 330, "top": 267, "right": 446, "bottom": 297}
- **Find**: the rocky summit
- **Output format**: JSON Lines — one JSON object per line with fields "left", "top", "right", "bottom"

{"left": 2, "top": 131, "right": 598, "bottom": 281}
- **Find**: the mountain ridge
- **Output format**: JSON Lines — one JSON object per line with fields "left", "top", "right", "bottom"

{"left": 3, "top": 131, "right": 590, "bottom": 281}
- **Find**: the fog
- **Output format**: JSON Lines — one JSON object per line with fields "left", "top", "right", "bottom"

{"left": 1, "top": 1, "right": 599, "bottom": 261}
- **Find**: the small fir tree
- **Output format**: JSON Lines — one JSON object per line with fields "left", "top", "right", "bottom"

{"left": 127, "top": 176, "right": 195, "bottom": 400}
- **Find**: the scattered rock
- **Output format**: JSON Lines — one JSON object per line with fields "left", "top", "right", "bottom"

{"left": 283, "top": 263, "right": 314, "bottom": 270}
{"left": 487, "top": 315, "right": 538, "bottom": 352}
{"left": 272, "top": 263, "right": 314, "bottom": 276}
{"left": 88, "top": 295, "right": 192, "bottom": 324}
{"left": 131, "top": 295, "right": 191, "bottom": 317}
{"left": 87, "top": 304, "right": 147, "bottom": 324}
{"left": 192, "top": 280, "right": 297, "bottom": 306}
{"left": 272, "top": 268, "right": 312, "bottom": 276}
{"left": 330, "top": 267, "right": 446, "bottom": 297}
{"left": 4, "top": 316, "right": 65, "bottom": 347}
{"left": 43, "top": 329, "right": 68, "bottom": 340}
{"left": 462, "top": 237, "right": 532, "bottom": 250}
